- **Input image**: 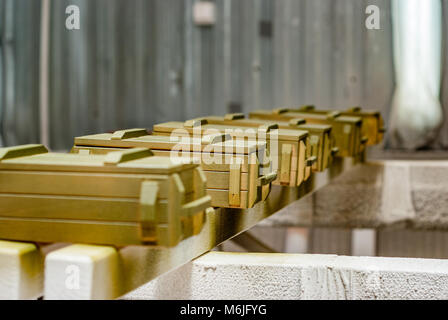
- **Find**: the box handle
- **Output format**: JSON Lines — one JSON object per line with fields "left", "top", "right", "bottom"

{"left": 0, "top": 144, "right": 48, "bottom": 161}
{"left": 104, "top": 148, "right": 153, "bottom": 165}
{"left": 201, "top": 133, "right": 232, "bottom": 145}
{"left": 299, "top": 105, "right": 315, "bottom": 111}
{"left": 224, "top": 113, "right": 245, "bottom": 120}
{"left": 257, "top": 171, "right": 277, "bottom": 186}
{"left": 289, "top": 118, "right": 306, "bottom": 126}
{"left": 347, "top": 106, "right": 362, "bottom": 112}
{"left": 331, "top": 147, "right": 339, "bottom": 156}
{"left": 184, "top": 118, "right": 208, "bottom": 127}
{"left": 111, "top": 128, "right": 148, "bottom": 140}
{"left": 326, "top": 111, "right": 341, "bottom": 120}
{"left": 306, "top": 156, "right": 317, "bottom": 167}
{"left": 182, "top": 195, "right": 212, "bottom": 218}
{"left": 258, "top": 123, "right": 279, "bottom": 133}
{"left": 272, "top": 108, "right": 289, "bottom": 114}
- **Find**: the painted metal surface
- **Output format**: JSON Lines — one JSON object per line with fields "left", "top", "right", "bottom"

{"left": 0, "top": 0, "right": 399, "bottom": 151}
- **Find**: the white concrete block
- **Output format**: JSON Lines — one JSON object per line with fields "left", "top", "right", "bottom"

{"left": 261, "top": 160, "right": 448, "bottom": 230}
{"left": 44, "top": 244, "right": 120, "bottom": 300}
{"left": 0, "top": 240, "right": 43, "bottom": 300}
{"left": 380, "top": 162, "right": 414, "bottom": 224}
{"left": 124, "top": 252, "right": 448, "bottom": 300}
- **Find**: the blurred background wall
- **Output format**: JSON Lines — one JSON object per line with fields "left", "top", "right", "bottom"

{"left": 0, "top": 0, "right": 447, "bottom": 151}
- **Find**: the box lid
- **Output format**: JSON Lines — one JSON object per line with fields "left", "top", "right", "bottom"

{"left": 75, "top": 129, "right": 264, "bottom": 155}
{"left": 0, "top": 144, "right": 196, "bottom": 174}
{"left": 274, "top": 110, "right": 362, "bottom": 125}
{"left": 218, "top": 115, "right": 331, "bottom": 133}
{"left": 154, "top": 121, "right": 308, "bottom": 142}
{"left": 297, "top": 123, "right": 332, "bottom": 133}
{"left": 301, "top": 105, "right": 381, "bottom": 117}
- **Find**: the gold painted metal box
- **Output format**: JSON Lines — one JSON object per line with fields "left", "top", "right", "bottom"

{"left": 0, "top": 144, "right": 211, "bottom": 247}
{"left": 298, "top": 105, "right": 385, "bottom": 145}
{"left": 204, "top": 114, "right": 332, "bottom": 172}
{"left": 152, "top": 119, "right": 310, "bottom": 187}
{"left": 249, "top": 109, "right": 365, "bottom": 158}
{"left": 73, "top": 129, "right": 276, "bottom": 209}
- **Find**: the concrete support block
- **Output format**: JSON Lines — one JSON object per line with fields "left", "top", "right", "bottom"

{"left": 44, "top": 244, "right": 120, "bottom": 300}
{"left": 0, "top": 240, "right": 43, "bottom": 300}
{"left": 124, "top": 252, "right": 448, "bottom": 300}
{"left": 260, "top": 160, "right": 448, "bottom": 230}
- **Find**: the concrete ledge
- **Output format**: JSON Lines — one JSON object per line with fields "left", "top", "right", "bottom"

{"left": 260, "top": 160, "right": 448, "bottom": 230}
{"left": 124, "top": 251, "right": 448, "bottom": 300}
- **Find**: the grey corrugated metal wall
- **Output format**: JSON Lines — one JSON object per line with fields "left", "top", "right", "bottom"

{"left": 0, "top": 0, "right": 41, "bottom": 147}
{"left": 2, "top": 0, "right": 447, "bottom": 151}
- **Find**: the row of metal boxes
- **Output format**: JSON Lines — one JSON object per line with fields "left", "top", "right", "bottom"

{"left": 73, "top": 131, "right": 277, "bottom": 209}
{"left": 296, "top": 105, "right": 385, "bottom": 145}
{"left": 0, "top": 145, "right": 211, "bottom": 247}
{"left": 195, "top": 114, "right": 332, "bottom": 172}
{"left": 0, "top": 106, "right": 384, "bottom": 248}
{"left": 152, "top": 120, "right": 312, "bottom": 187}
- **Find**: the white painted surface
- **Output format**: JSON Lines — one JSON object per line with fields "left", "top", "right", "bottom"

{"left": 44, "top": 244, "right": 120, "bottom": 300}
{"left": 124, "top": 252, "right": 448, "bottom": 300}
{"left": 0, "top": 240, "right": 43, "bottom": 300}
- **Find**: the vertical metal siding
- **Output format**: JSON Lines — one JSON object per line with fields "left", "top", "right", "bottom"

{"left": 0, "top": 0, "right": 407, "bottom": 150}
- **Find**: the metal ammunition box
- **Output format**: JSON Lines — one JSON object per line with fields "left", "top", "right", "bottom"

{"left": 152, "top": 119, "right": 310, "bottom": 188}
{"left": 72, "top": 129, "right": 277, "bottom": 209}
{"left": 206, "top": 114, "right": 331, "bottom": 172}
{"left": 298, "top": 105, "right": 385, "bottom": 145}
{"left": 249, "top": 109, "right": 365, "bottom": 158}
{"left": 0, "top": 144, "right": 211, "bottom": 247}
